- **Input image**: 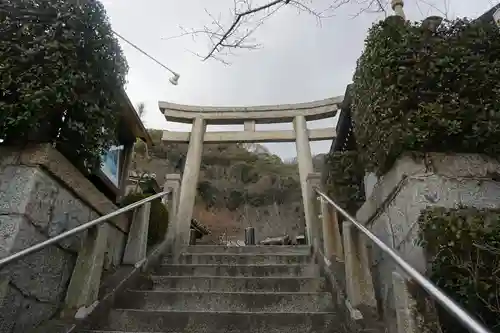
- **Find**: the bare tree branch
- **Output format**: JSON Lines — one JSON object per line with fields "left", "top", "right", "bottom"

{"left": 203, "top": 0, "right": 285, "bottom": 60}
{"left": 162, "top": 29, "right": 225, "bottom": 42}
{"left": 136, "top": 102, "right": 146, "bottom": 119}
{"left": 349, "top": 0, "right": 388, "bottom": 19}
{"left": 164, "top": 0, "right": 458, "bottom": 62}
{"left": 163, "top": 0, "right": 346, "bottom": 62}
{"left": 417, "top": 0, "right": 451, "bottom": 19}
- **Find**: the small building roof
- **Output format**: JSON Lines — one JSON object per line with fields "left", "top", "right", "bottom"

{"left": 477, "top": 3, "right": 500, "bottom": 23}
{"left": 119, "top": 89, "right": 152, "bottom": 146}
{"left": 331, "top": 84, "right": 356, "bottom": 153}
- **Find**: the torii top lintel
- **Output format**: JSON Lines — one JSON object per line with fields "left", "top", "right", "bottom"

{"left": 159, "top": 96, "right": 344, "bottom": 125}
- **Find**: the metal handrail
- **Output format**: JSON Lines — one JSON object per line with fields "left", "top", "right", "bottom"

{"left": 315, "top": 189, "right": 491, "bottom": 333}
{"left": 0, "top": 190, "right": 170, "bottom": 269}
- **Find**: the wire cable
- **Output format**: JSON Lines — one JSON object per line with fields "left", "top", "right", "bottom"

{"left": 111, "top": 30, "right": 179, "bottom": 77}
{"left": 0, "top": 5, "right": 179, "bottom": 78}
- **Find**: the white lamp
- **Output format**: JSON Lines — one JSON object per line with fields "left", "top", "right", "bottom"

{"left": 111, "top": 30, "right": 182, "bottom": 86}
{"left": 169, "top": 73, "right": 180, "bottom": 86}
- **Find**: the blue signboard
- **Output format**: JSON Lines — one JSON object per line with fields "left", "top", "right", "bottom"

{"left": 101, "top": 145, "right": 124, "bottom": 187}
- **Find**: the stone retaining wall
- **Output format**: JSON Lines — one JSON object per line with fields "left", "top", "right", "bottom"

{"left": 355, "top": 153, "right": 500, "bottom": 333}
{"left": 194, "top": 201, "right": 305, "bottom": 245}
{"left": 0, "top": 147, "right": 128, "bottom": 333}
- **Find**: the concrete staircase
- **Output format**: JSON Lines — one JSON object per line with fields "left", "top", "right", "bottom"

{"left": 81, "top": 245, "right": 340, "bottom": 333}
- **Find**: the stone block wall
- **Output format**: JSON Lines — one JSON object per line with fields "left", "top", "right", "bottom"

{"left": 0, "top": 165, "right": 127, "bottom": 333}
{"left": 355, "top": 153, "right": 500, "bottom": 333}
{"left": 194, "top": 201, "right": 305, "bottom": 244}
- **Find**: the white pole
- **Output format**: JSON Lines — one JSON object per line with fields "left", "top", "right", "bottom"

{"left": 391, "top": 0, "right": 406, "bottom": 19}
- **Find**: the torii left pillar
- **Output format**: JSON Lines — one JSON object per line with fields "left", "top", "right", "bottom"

{"left": 173, "top": 117, "right": 206, "bottom": 250}
{"left": 293, "top": 115, "right": 317, "bottom": 246}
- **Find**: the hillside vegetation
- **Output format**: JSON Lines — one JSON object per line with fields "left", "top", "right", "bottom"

{"left": 132, "top": 129, "right": 324, "bottom": 243}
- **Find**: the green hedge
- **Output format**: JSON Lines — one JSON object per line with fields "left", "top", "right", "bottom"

{"left": 417, "top": 207, "right": 500, "bottom": 332}
{"left": 352, "top": 17, "right": 500, "bottom": 175}
{"left": 121, "top": 193, "right": 169, "bottom": 247}
{"left": 0, "top": 0, "right": 128, "bottom": 171}
{"left": 322, "top": 151, "right": 365, "bottom": 215}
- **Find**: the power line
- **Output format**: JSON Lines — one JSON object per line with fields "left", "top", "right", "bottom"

{"left": 111, "top": 30, "right": 179, "bottom": 77}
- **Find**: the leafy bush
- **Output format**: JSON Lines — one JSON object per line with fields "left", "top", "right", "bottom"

{"left": 417, "top": 207, "right": 500, "bottom": 332}
{"left": 352, "top": 17, "right": 500, "bottom": 175}
{"left": 227, "top": 189, "right": 246, "bottom": 211}
{"left": 322, "top": 151, "right": 365, "bottom": 215}
{"left": 197, "top": 180, "right": 220, "bottom": 208}
{"left": 0, "top": 0, "right": 128, "bottom": 171}
{"left": 121, "top": 193, "right": 169, "bottom": 247}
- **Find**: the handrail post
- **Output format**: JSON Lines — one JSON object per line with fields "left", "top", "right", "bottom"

{"left": 342, "top": 221, "right": 377, "bottom": 310}
{"left": 163, "top": 174, "right": 181, "bottom": 248}
{"left": 122, "top": 202, "right": 152, "bottom": 265}
{"left": 307, "top": 173, "right": 344, "bottom": 261}
{"left": 163, "top": 174, "right": 181, "bottom": 219}
{"left": 63, "top": 223, "right": 109, "bottom": 317}
{"left": 306, "top": 173, "right": 324, "bottom": 252}
{"left": 392, "top": 271, "right": 418, "bottom": 333}
{"left": 320, "top": 194, "right": 344, "bottom": 261}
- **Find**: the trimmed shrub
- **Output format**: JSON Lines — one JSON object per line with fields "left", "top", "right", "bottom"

{"left": 417, "top": 207, "right": 500, "bottom": 332}
{"left": 121, "top": 193, "right": 169, "bottom": 247}
{"left": 322, "top": 151, "right": 365, "bottom": 215}
{"left": 352, "top": 17, "right": 500, "bottom": 175}
{"left": 0, "top": 0, "right": 128, "bottom": 171}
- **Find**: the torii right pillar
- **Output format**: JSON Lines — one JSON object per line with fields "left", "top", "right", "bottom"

{"left": 293, "top": 115, "right": 319, "bottom": 247}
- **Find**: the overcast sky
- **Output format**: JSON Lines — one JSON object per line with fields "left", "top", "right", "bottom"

{"left": 102, "top": 0, "right": 498, "bottom": 160}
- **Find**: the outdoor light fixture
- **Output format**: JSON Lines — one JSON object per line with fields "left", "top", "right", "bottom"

{"left": 169, "top": 73, "right": 180, "bottom": 86}
{"left": 112, "top": 30, "right": 181, "bottom": 86}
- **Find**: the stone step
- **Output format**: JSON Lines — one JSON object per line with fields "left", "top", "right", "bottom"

{"left": 150, "top": 275, "right": 325, "bottom": 292}
{"left": 181, "top": 245, "right": 311, "bottom": 255}
{"left": 155, "top": 264, "right": 319, "bottom": 277}
{"left": 89, "top": 310, "right": 339, "bottom": 333}
{"left": 163, "top": 253, "right": 311, "bottom": 265}
{"left": 117, "top": 290, "right": 333, "bottom": 312}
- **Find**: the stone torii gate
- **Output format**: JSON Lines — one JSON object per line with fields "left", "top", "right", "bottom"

{"left": 159, "top": 96, "right": 343, "bottom": 248}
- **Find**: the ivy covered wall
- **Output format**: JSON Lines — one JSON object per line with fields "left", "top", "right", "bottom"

{"left": 322, "top": 151, "right": 365, "bottom": 216}
{"left": 417, "top": 207, "right": 500, "bottom": 332}
{"left": 352, "top": 17, "right": 500, "bottom": 176}
{"left": 321, "top": 14, "right": 500, "bottom": 333}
